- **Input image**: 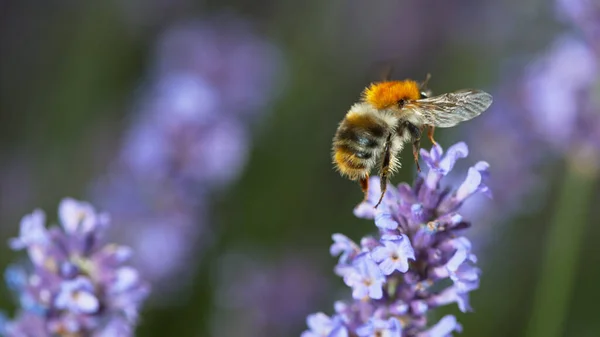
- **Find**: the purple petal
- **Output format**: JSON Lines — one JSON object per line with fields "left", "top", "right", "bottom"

{"left": 370, "top": 245, "right": 391, "bottom": 263}
{"left": 420, "top": 143, "right": 444, "bottom": 167}
{"left": 374, "top": 212, "right": 399, "bottom": 230}
{"left": 55, "top": 277, "right": 99, "bottom": 314}
{"left": 419, "top": 315, "right": 463, "bottom": 337}
{"left": 73, "top": 291, "right": 100, "bottom": 313}
{"left": 438, "top": 142, "right": 469, "bottom": 174}
{"left": 303, "top": 312, "right": 349, "bottom": 337}
{"left": 429, "top": 286, "right": 472, "bottom": 313}
{"left": 455, "top": 161, "right": 491, "bottom": 203}
{"left": 58, "top": 198, "right": 99, "bottom": 234}
{"left": 9, "top": 210, "right": 48, "bottom": 250}
{"left": 329, "top": 325, "right": 349, "bottom": 337}
{"left": 368, "top": 284, "right": 383, "bottom": 299}
{"left": 360, "top": 236, "right": 380, "bottom": 251}
{"left": 395, "top": 235, "right": 416, "bottom": 261}
{"left": 111, "top": 267, "right": 140, "bottom": 293}
{"left": 450, "top": 263, "right": 481, "bottom": 293}
{"left": 306, "top": 312, "right": 332, "bottom": 331}
{"left": 446, "top": 237, "right": 472, "bottom": 271}
{"left": 350, "top": 283, "right": 369, "bottom": 299}
{"left": 353, "top": 202, "right": 376, "bottom": 219}
{"left": 330, "top": 234, "right": 359, "bottom": 262}
{"left": 378, "top": 258, "right": 397, "bottom": 275}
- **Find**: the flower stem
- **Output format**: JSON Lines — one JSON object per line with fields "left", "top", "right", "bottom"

{"left": 525, "top": 162, "right": 597, "bottom": 337}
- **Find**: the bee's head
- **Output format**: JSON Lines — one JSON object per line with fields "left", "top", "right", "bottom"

{"left": 362, "top": 80, "right": 420, "bottom": 109}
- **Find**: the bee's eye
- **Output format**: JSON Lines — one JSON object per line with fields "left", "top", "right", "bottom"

{"left": 420, "top": 91, "right": 429, "bottom": 99}
{"left": 397, "top": 99, "right": 406, "bottom": 107}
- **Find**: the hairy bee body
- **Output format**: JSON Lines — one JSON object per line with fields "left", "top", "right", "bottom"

{"left": 332, "top": 77, "right": 492, "bottom": 207}
{"left": 332, "top": 103, "right": 407, "bottom": 180}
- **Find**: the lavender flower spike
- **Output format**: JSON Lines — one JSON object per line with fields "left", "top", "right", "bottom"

{"left": 1, "top": 198, "right": 150, "bottom": 337}
{"left": 303, "top": 142, "right": 490, "bottom": 336}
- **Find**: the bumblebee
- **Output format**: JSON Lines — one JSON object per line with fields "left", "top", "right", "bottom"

{"left": 332, "top": 75, "right": 492, "bottom": 208}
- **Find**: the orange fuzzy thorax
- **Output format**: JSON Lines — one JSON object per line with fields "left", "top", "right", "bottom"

{"left": 363, "top": 80, "right": 420, "bottom": 109}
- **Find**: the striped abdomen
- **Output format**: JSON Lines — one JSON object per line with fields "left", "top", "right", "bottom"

{"left": 332, "top": 107, "right": 389, "bottom": 180}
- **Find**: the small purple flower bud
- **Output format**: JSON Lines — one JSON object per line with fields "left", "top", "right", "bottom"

{"left": 429, "top": 286, "right": 472, "bottom": 313}
{"left": 360, "top": 236, "right": 381, "bottom": 252}
{"left": 455, "top": 162, "right": 491, "bottom": 202}
{"left": 331, "top": 234, "right": 360, "bottom": 263}
{"left": 445, "top": 237, "right": 473, "bottom": 271}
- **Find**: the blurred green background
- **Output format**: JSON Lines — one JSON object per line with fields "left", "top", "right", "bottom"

{"left": 1, "top": 1, "right": 599, "bottom": 336}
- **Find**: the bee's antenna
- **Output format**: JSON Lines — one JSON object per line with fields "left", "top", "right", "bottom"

{"left": 420, "top": 73, "right": 432, "bottom": 90}
{"left": 382, "top": 64, "right": 394, "bottom": 81}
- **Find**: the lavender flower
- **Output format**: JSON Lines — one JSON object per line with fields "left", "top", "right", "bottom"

{"left": 92, "top": 15, "right": 284, "bottom": 299}
{"left": 0, "top": 198, "right": 149, "bottom": 337}
{"left": 303, "top": 142, "right": 489, "bottom": 336}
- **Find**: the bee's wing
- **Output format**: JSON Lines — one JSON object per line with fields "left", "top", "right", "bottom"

{"left": 403, "top": 89, "right": 493, "bottom": 127}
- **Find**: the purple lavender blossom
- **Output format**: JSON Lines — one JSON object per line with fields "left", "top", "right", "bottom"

{"left": 92, "top": 15, "right": 284, "bottom": 299}
{"left": 0, "top": 198, "right": 149, "bottom": 337}
{"left": 303, "top": 142, "right": 489, "bottom": 336}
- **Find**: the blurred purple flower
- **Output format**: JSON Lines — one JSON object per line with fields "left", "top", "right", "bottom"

{"left": 556, "top": 0, "right": 600, "bottom": 45}
{"left": 212, "top": 252, "right": 330, "bottom": 337}
{"left": 1, "top": 198, "right": 149, "bottom": 337}
{"left": 92, "top": 15, "right": 285, "bottom": 300}
{"left": 523, "top": 35, "right": 598, "bottom": 154}
{"left": 464, "top": 0, "right": 600, "bottom": 223}
{"left": 303, "top": 142, "right": 489, "bottom": 336}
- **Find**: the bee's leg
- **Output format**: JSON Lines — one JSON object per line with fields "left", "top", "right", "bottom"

{"left": 427, "top": 125, "right": 438, "bottom": 145}
{"left": 359, "top": 174, "right": 369, "bottom": 201}
{"left": 406, "top": 123, "right": 422, "bottom": 172}
{"left": 375, "top": 135, "right": 393, "bottom": 208}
